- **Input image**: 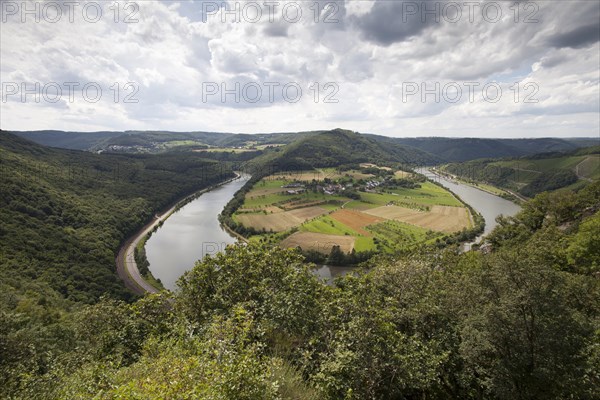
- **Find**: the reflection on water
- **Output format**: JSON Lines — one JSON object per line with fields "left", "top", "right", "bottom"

{"left": 145, "top": 176, "right": 249, "bottom": 291}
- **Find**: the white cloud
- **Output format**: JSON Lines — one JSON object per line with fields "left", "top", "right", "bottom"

{"left": 1, "top": 0, "right": 598, "bottom": 137}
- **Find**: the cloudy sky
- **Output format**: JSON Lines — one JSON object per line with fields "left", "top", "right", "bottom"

{"left": 1, "top": 0, "right": 599, "bottom": 137}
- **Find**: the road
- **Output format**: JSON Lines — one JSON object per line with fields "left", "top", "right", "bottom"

{"left": 116, "top": 202, "right": 180, "bottom": 295}
{"left": 115, "top": 174, "right": 242, "bottom": 295}
{"left": 504, "top": 188, "right": 528, "bottom": 202}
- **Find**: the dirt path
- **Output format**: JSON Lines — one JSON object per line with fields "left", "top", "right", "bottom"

{"left": 511, "top": 166, "right": 542, "bottom": 174}
{"left": 575, "top": 156, "right": 595, "bottom": 182}
{"left": 116, "top": 174, "right": 242, "bottom": 295}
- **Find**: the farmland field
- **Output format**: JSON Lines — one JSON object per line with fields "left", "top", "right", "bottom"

{"left": 394, "top": 170, "right": 413, "bottom": 178}
{"left": 364, "top": 205, "right": 470, "bottom": 233}
{"left": 330, "top": 209, "right": 383, "bottom": 236}
{"left": 246, "top": 187, "right": 287, "bottom": 198}
{"left": 232, "top": 166, "right": 472, "bottom": 258}
{"left": 235, "top": 206, "right": 328, "bottom": 231}
{"left": 301, "top": 215, "right": 362, "bottom": 237}
{"left": 280, "top": 232, "right": 356, "bottom": 253}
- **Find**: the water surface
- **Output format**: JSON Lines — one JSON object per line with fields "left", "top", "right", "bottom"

{"left": 312, "top": 264, "right": 355, "bottom": 282}
{"left": 147, "top": 169, "right": 521, "bottom": 290}
{"left": 146, "top": 176, "right": 249, "bottom": 290}
{"left": 418, "top": 168, "right": 521, "bottom": 240}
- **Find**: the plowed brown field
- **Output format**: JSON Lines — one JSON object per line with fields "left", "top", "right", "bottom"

{"left": 330, "top": 209, "right": 383, "bottom": 236}
{"left": 364, "top": 205, "right": 470, "bottom": 233}
{"left": 236, "top": 206, "right": 328, "bottom": 232}
{"left": 280, "top": 232, "right": 355, "bottom": 253}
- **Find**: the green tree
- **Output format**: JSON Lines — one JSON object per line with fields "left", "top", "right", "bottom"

{"left": 177, "top": 244, "right": 323, "bottom": 339}
{"left": 567, "top": 211, "right": 600, "bottom": 273}
{"left": 326, "top": 245, "right": 345, "bottom": 265}
{"left": 457, "top": 249, "right": 595, "bottom": 399}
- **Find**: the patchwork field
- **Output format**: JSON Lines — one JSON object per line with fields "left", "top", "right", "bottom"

{"left": 233, "top": 166, "right": 474, "bottom": 258}
{"left": 394, "top": 170, "right": 413, "bottom": 178}
{"left": 280, "top": 232, "right": 355, "bottom": 253}
{"left": 246, "top": 187, "right": 287, "bottom": 198}
{"left": 364, "top": 205, "right": 470, "bottom": 233}
{"left": 363, "top": 205, "right": 423, "bottom": 220}
{"left": 429, "top": 205, "right": 471, "bottom": 232}
{"left": 330, "top": 209, "right": 383, "bottom": 236}
{"left": 238, "top": 205, "right": 284, "bottom": 213}
{"left": 356, "top": 182, "right": 463, "bottom": 207}
{"left": 236, "top": 206, "right": 328, "bottom": 232}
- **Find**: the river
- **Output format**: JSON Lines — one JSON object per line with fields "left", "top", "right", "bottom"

{"left": 145, "top": 175, "right": 250, "bottom": 290}
{"left": 146, "top": 169, "right": 521, "bottom": 291}
{"left": 418, "top": 168, "right": 521, "bottom": 244}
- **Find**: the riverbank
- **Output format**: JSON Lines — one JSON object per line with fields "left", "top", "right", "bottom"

{"left": 135, "top": 167, "right": 521, "bottom": 288}
{"left": 116, "top": 173, "right": 241, "bottom": 295}
{"left": 220, "top": 220, "right": 249, "bottom": 243}
{"left": 432, "top": 167, "right": 526, "bottom": 204}
{"left": 423, "top": 169, "right": 486, "bottom": 248}
{"left": 421, "top": 168, "right": 521, "bottom": 248}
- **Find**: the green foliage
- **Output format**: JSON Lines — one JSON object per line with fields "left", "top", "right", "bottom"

{"left": 81, "top": 308, "right": 279, "bottom": 400}
{"left": 177, "top": 244, "right": 323, "bottom": 339}
{"left": 1, "top": 132, "right": 232, "bottom": 303}
{"left": 3, "top": 134, "right": 600, "bottom": 399}
{"left": 383, "top": 137, "right": 583, "bottom": 162}
{"left": 567, "top": 211, "right": 600, "bottom": 273}
{"left": 457, "top": 250, "right": 594, "bottom": 398}
{"left": 265, "top": 129, "right": 437, "bottom": 168}
{"left": 326, "top": 245, "right": 345, "bottom": 265}
{"left": 309, "top": 260, "right": 450, "bottom": 399}
{"left": 0, "top": 132, "right": 232, "bottom": 396}
{"left": 520, "top": 169, "right": 578, "bottom": 197}
{"left": 444, "top": 146, "right": 599, "bottom": 197}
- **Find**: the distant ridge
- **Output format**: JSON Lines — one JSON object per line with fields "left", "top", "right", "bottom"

{"left": 255, "top": 129, "right": 439, "bottom": 170}
{"left": 366, "top": 136, "right": 592, "bottom": 162}
{"left": 10, "top": 129, "right": 597, "bottom": 163}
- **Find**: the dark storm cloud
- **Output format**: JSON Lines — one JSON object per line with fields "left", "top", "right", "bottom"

{"left": 544, "top": 1, "right": 600, "bottom": 49}
{"left": 548, "top": 23, "right": 600, "bottom": 49}
{"left": 354, "top": 0, "right": 437, "bottom": 46}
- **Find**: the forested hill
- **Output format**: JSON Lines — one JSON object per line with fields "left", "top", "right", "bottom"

{"left": 11, "top": 130, "right": 312, "bottom": 152}
{"left": 10, "top": 130, "right": 235, "bottom": 151}
{"left": 442, "top": 145, "right": 600, "bottom": 197}
{"left": 0, "top": 131, "right": 233, "bottom": 303}
{"left": 2, "top": 164, "right": 599, "bottom": 398}
{"left": 253, "top": 129, "right": 439, "bottom": 170}
{"left": 367, "top": 136, "right": 592, "bottom": 162}
{"left": 13, "top": 129, "right": 597, "bottom": 165}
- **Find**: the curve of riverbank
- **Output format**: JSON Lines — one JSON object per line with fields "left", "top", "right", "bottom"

{"left": 220, "top": 221, "right": 249, "bottom": 243}
{"left": 116, "top": 173, "right": 241, "bottom": 295}
{"left": 420, "top": 168, "right": 521, "bottom": 245}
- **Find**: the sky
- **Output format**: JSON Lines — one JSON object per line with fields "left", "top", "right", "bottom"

{"left": 1, "top": 0, "right": 599, "bottom": 137}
